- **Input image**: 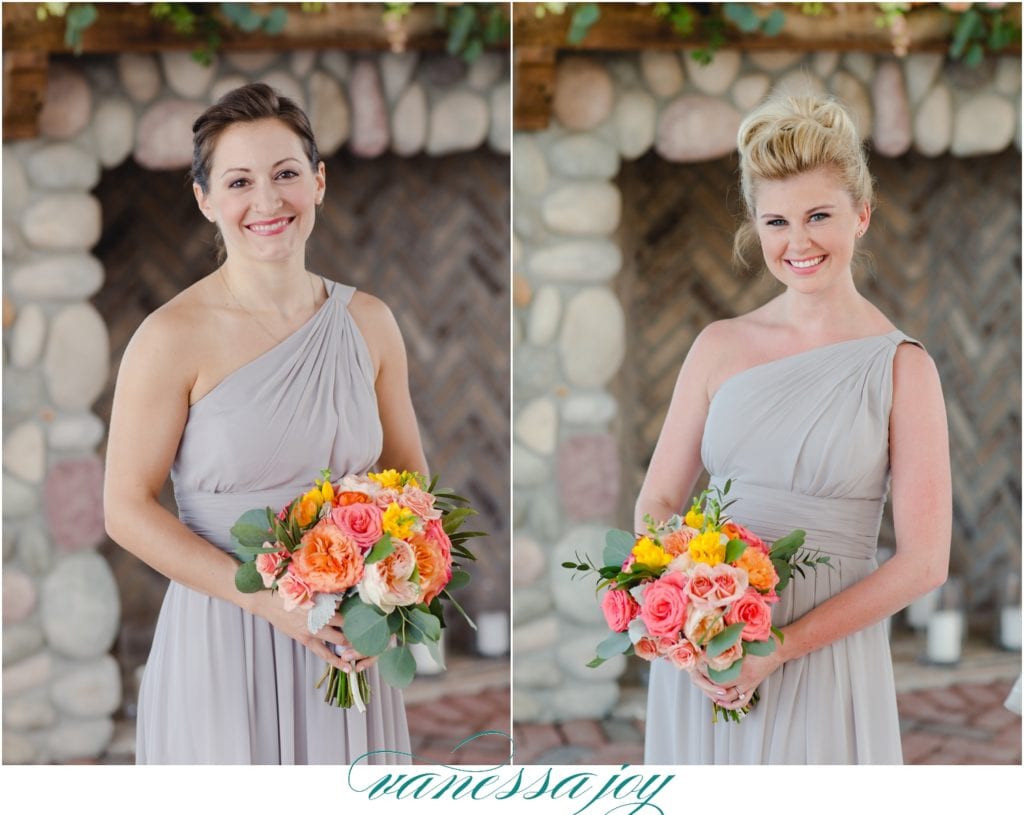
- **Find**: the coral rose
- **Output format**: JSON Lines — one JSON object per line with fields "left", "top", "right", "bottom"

{"left": 685, "top": 563, "right": 718, "bottom": 610}
{"left": 330, "top": 502, "right": 384, "bottom": 552}
{"left": 725, "top": 588, "right": 774, "bottom": 641}
{"left": 277, "top": 569, "right": 316, "bottom": 611}
{"left": 634, "top": 637, "right": 660, "bottom": 661}
{"left": 410, "top": 532, "right": 452, "bottom": 605}
{"left": 291, "top": 520, "right": 364, "bottom": 594}
{"left": 254, "top": 543, "right": 288, "bottom": 589}
{"left": 424, "top": 519, "right": 452, "bottom": 558}
{"left": 666, "top": 639, "right": 699, "bottom": 670}
{"left": 374, "top": 488, "right": 401, "bottom": 509}
{"left": 601, "top": 588, "right": 640, "bottom": 632}
{"left": 359, "top": 539, "right": 421, "bottom": 612}
{"left": 661, "top": 526, "right": 696, "bottom": 557}
{"left": 709, "top": 563, "right": 749, "bottom": 608}
{"left": 723, "top": 522, "right": 770, "bottom": 555}
{"left": 640, "top": 572, "right": 688, "bottom": 638}
{"left": 735, "top": 546, "right": 780, "bottom": 594}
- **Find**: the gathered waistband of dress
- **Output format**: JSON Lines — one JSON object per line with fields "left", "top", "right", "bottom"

{"left": 708, "top": 477, "right": 884, "bottom": 560}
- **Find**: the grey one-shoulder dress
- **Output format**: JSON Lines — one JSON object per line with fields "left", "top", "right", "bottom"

{"left": 645, "top": 330, "right": 921, "bottom": 764}
{"left": 136, "top": 279, "right": 411, "bottom": 764}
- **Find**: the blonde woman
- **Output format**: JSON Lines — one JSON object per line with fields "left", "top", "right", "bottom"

{"left": 636, "top": 94, "right": 951, "bottom": 764}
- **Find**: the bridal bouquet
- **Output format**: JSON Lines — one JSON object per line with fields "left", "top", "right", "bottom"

{"left": 231, "top": 468, "right": 481, "bottom": 710}
{"left": 563, "top": 481, "right": 830, "bottom": 722}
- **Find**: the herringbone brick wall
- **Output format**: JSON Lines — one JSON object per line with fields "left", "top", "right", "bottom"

{"left": 616, "top": 149, "right": 1021, "bottom": 628}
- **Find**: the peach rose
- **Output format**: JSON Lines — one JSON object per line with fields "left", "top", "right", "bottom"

{"left": 359, "top": 539, "right": 421, "bottom": 612}
{"left": 661, "top": 526, "right": 697, "bottom": 557}
{"left": 291, "top": 520, "right": 364, "bottom": 594}
{"left": 601, "top": 588, "right": 640, "bottom": 633}
{"left": 705, "top": 640, "right": 744, "bottom": 672}
{"left": 709, "top": 563, "right": 749, "bottom": 608}
{"left": 684, "top": 562, "right": 717, "bottom": 610}
{"left": 725, "top": 588, "right": 774, "bottom": 641}
{"left": 330, "top": 502, "right": 384, "bottom": 552}
{"left": 398, "top": 485, "right": 442, "bottom": 521}
{"left": 735, "top": 546, "right": 780, "bottom": 594}
{"left": 410, "top": 532, "right": 452, "bottom": 605}
{"left": 424, "top": 518, "right": 452, "bottom": 559}
{"left": 640, "top": 572, "right": 688, "bottom": 639}
{"left": 277, "top": 569, "right": 316, "bottom": 611}
{"left": 665, "top": 639, "right": 699, "bottom": 670}
{"left": 634, "top": 637, "right": 660, "bottom": 661}
{"left": 684, "top": 606, "right": 725, "bottom": 649}
{"left": 255, "top": 543, "right": 288, "bottom": 589}
{"left": 723, "top": 522, "right": 770, "bottom": 555}
{"left": 374, "top": 487, "right": 401, "bottom": 509}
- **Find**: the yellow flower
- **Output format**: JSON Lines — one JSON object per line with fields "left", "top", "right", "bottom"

{"left": 369, "top": 469, "right": 409, "bottom": 490}
{"left": 684, "top": 508, "right": 705, "bottom": 529}
{"left": 631, "top": 536, "right": 673, "bottom": 570}
{"left": 293, "top": 495, "right": 321, "bottom": 527}
{"left": 319, "top": 480, "right": 335, "bottom": 504}
{"left": 688, "top": 530, "right": 726, "bottom": 566}
{"left": 381, "top": 502, "right": 417, "bottom": 540}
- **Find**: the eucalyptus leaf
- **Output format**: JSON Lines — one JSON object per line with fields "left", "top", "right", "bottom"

{"left": 364, "top": 533, "right": 394, "bottom": 565}
{"left": 603, "top": 528, "right": 636, "bottom": 569}
{"left": 567, "top": 2, "right": 600, "bottom": 44}
{"left": 723, "top": 2, "right": 760, "bottom": 33}
{"left": 724, "top": 538, "right": 748, "bottom": 564}
{"left": 586, "top": 655, "right": 607, "bottom": 669}
{"left": 262, "top": 5, "right": 288, "bottom": 34}
{"left": 341, "top": 601, "right": 391, "bottom": 657}
{"left": 595, "top": 630, "right": 632, "bottom": 660}
{"left": 761, "top": 9, "right": 786, "bottom": 36}
{"left": 706, "top": 622, "right": 745, "bottom": 659}
{"left": 770, "top": 529, "right": 805, "bottom": 559}
{"left": 234, "top": 560, "right": 263, "bottom": 593}
{"left": 447, "top": 569, "right": 472, "bottom": 591}
{"left": 407, "top": 607, "right": 442, "bottom": 642}
{"left": 378, "top": 645, "right": 416, "bottom": 689}
{"left": 231, "top": 509, "right": 273, "bottom": 548}
{"left": 707, "top": 658, "right": 744, "bottom": 684}
{"left": 743, "top": 638, "right": 776, "bottom": 657}
{"left": 422, "top": 633, "right": 446, "bottom": 671}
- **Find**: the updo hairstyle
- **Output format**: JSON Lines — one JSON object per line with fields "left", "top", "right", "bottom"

{"left": 733, "top": 94, "right": 874, "bottom": 270}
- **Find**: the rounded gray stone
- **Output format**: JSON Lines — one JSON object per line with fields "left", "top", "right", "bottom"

{"left": 26, "top": 143, "right": 100, "bottom": 190}
{"left": 40, "top": 551, "right": 121, "bottom": 660}
{"left": 22, "top": 193, "right": 101, "bottom": 251}
{"left": 10, "top": 303, "right": 47, "bottom": 369}
{"left": 559, "top": 288, "right": 626, "bottom": 388}
{"left": 392, "top": 82, "right": 427, "bottom": 157}
{"left": 830, "top": 72, "right": 872, "bottom": 141}
{"left": 914, "top": 83, "right": 953, "bottom": 157}
{"left": 842, "top": 52, "right": 876, "bottom": 84}
{"left": 18, "top": 524, "right": 52, "bottom": 577}
{"left": 209, "top": 74, "right": 249, "bottom": 103}
{"left": 47, "top": 413, "right": 106, "bottom": 452}
{"left": 467, "top": 52, "right": 505, "bottom": 91}
{"left": 514, "top": 614, "right": 558, "bottom": 652}
{"left": 813, "top": 52, "right": 840, "bottom": 78}
{"left": 290, "top": 49, "right": 316, "bottom": 78}
{"left": 750, "top": 50, "right": 803, "bottom": 72}
{"left": 515, "top": 397, "right": 558, "bottom": 455}
{"left": 612, "top": 88, "right": 657, "bottom": 160}
{"left": 43, "top": 303, "right": 110, "bottom": 410}
{"left": 92, "top": 97, "right": 136, "bottom": 169}
{"left": 514, "top": 652, "right": 564, "bottom": 689}
{"left": 2, "top": 652, "right": 52, "bottom": 696}
{"left": 530, "top": 239, "right": 622, "bottom": 283}
{"left": 2, "top": 475, "right": 37, "bottom": 519}
{"left": 488, "top": 81, "right": 511, "bottom": 155}
{"left": 39, "top": 63, "right": 91, "bottom": 139}
{"left": 117, "top": 53, "right": 162, "bottom": 103}
{"left": 640, "top": 51, "right": 684, "bottom": 98}
{"left": 258, "top": 69, "right": 306, "bottom": 110}
{"left": 872, "top": 60, "right": 912, "bottom": 157}
{"left": 512, "top": 688, "right": 546, "bottom": 722}
{"left": 952, "top": 94, "right": 1016, "bottom": 156}
{"left": 732, "top": 73, "right": 771, "bottom": 112}
{"left": 319, "top": 50, "right": 350, "bottom": 83}
{"left": 9, "top": 254, "right": 104, "bottom": 300}
{"left": 550, "top": 680, "right": 619, "bottom": 720}
{"left": 557, "top": 632, "right": 627, "bottom": 681}
{"left": 773, "top": 70, "right": 826, "bottom": 99}
{"left": 427, "top": 90, "right": 489, "bottom": 155}
{"left": 161, "top": 51, "right": 217, "bottom": 98}
{"left": 51, "top": 655, "right": 122, "bottom": 718}
{"left": 2, "top": 731, "right": 40, "bottom": 764}
{"left": 307, "top": 70, "right": 349, "bottom": 157}
{"left": 561, "top": 391, "right": 618, "bottom": 425}
{"left": 542, "top": 182, "right": 621, "bottom": 236}
{"left": 3, "top": 153, "right": 29, "bottom": 212}
{"left": 551, "top": 524, "right": 614, "bottom": 626}
{"left": 3, "top": 421, "right": 45, "bottom": 483}
{"left": 548, "top": 133, "right": 619, "bottom": 179}
{"left": 2, "top": 369, "right": 44, "bottom": 421}
{"left": 526, "top": 284, "right": 561, "bottom": 345}
{"left": 380, "top": 51, "right": 419, "bottom": 102}
{"left": 349, "top": 58, "right": 390, "bottom": 158}
{"left": 225, "top": 50, "right": 277, "bottom": 74}
{"left": 513, "top": 344, "right": 560, "bottom": 398}
{"left": 553, "top": 57, "right": 614, "bottom": 131}
{"left": 3, "top": 688, "right": 57, "bottom": 730}
{"left": 995, "top": 56, "right": 1021, "bottom": 96}
{"left": 513, "top": 443, "right": 548, "bottom": 487}
{"left": 526, "top": 489, "right": 562, "bottom": 543}
{"left": 683, "top": 49, "right": 741, "bottom": 95}
{"left": 2, "top": 621, "right": 45, "bottom": 666}
{"left": 513, "top": 534, "right": 547, "bottom": 588}
{"left": 46, "top": 717, "right": 114, "bottom": 762}
{"left": 2, "top": 567, "right": 37, "bottom": 623}
{"left": 134, "top": 99, "right": 207, "bottom": 171}
{"left": 904, "top": 53, "right": 944, "bottom": 105}
{"left": 656, "top": 95, "right": 743, "bottom": 162}
{"left": 513, "top": 134, "right": 548, "bottom": 196}
{"left": 512, "top": 585, "right": 553, "bottom": 626}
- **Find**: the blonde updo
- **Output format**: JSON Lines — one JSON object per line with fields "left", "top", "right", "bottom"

{"left": 734, "top": 94, "right": 873, "bottom": 270}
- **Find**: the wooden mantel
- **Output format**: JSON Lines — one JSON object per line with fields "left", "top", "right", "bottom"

{"left": 513, "top": 2, "right": 1021, "bottom": 129}
{"left": 2, "top": 2, "right": 507, "bottom": 140}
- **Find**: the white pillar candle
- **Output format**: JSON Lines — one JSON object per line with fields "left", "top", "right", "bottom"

{"left": 476, "top": 610, "right": 509, "bottom": 657}
{"left": 907, "top": 588, "right": 939, "bottom": 628}
{"left": 999, "top": 606, "right": 1022, "bottom": 651}
{"left": 410, "top": 637, "right": 445, "bottom": 675}
{"left": 926, "top": 609, "right": 964, "bottom": 664}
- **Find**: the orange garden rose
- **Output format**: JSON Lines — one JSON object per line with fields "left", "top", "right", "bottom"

{"left": 334, "top": 490, "right": 372, "bottom": 507}
{"left": 410, "top": 532, "right": 452, "bottom": 605}
{"left": 661, "top": 526, "right": 696, "bottom": 557}
{"left": 735, "top": 546, "right": 780, "bottom": 595}
{"left": 291, "top": 520, "right": 364, "bottom": 594}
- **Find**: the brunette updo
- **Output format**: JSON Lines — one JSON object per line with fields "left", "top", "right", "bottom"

{"left": 733, "top": 94, "right": 873, "bottom": 270}
{"left": 190, "top": 82, "right": 320, "bottom": 194}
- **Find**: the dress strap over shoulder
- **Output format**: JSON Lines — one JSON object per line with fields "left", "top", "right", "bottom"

{"left": 887, "top": 329, "right": 924, "bottom": 351}
{"left": 327, "top": 278, "right": 356, "bottom": 306}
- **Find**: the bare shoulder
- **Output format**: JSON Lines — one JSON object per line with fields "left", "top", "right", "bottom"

{"left": 347, "top": 290, "right": 403, "bottom": 374}
{"left": 893, "top": 340, "right": 942, "bottom": 401}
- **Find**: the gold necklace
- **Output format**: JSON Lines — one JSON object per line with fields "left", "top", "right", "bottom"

{"left": 220, "top": 268, "right": 318, "bottom": 343}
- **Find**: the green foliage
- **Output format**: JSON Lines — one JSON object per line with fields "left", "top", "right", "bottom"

{"left": 378, "top": 644, "right": 416, "bottom": 688}
{"left": 706, "top": 622, "right": 745, "bottom": 659}
{"left": 234, "top": 560, "right": 264, "bottom": 593}
{"left": 340, "top": 596, "right": 391, "bottom": 657}
{"left": 566, "top": 3, "right": 601, "bottom": 45}
{"left": 707, "top": 657, "right": 743, "bottom": 683}
{"left": 435, "top": 3, "right": 509, "bottom": 63}
{"left": 363, "top": 533, "right": 395, "bottom": 565}
{"left": 949, "top": 4, "right": 1021, "bottom": 67}
{"left": 603, "top": 528, "right": 637, "bottom": 569}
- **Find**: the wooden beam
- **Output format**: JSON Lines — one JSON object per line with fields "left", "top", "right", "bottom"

{"left": 1, "top": 3, "right": 461, "bottom": 54}
{"left": 3, "top": 49, "right": 48, "bottom": 141}
{"left": 514, "top": 45, "right": 557, "bottom": 132}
